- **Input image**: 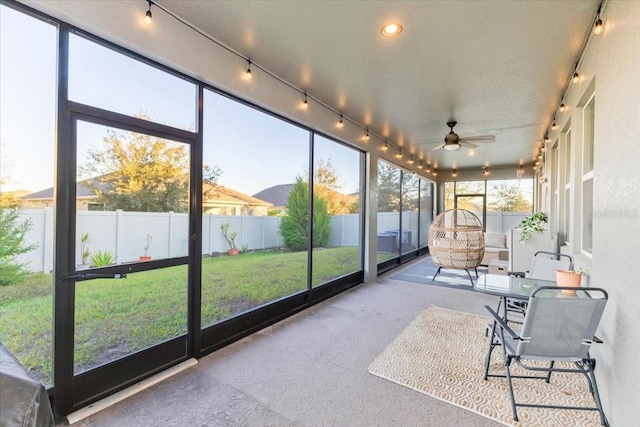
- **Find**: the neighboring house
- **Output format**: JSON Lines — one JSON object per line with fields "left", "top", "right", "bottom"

{"left": 203, "top": 183, "right": 271, "bottom": 216}
{"left": 253, "top": 184, "right": 295, "bottom": 215}
{"left": 21, "top": 181, "right": 106, "bottom": 210}
{"left": 253, "top": 183, "right": 359, "bottom": 215}
{"left": 21, "top": 180, "right": 272, "bottom": 215}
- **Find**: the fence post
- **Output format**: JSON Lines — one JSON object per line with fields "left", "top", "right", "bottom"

{"left": 168, "top": 211, "right": 174, "bottom": 258}
{"left": 44, "top": 207, "right": 54, "bottom": 273}
{"left": 115, "top": 210, "right": 124, "bottom": 263}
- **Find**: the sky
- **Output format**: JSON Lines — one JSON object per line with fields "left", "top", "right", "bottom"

{"left": 1, "top": 4, "right": 361, "bottom": 198}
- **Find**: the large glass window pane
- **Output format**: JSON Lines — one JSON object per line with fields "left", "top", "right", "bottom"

{"left": 401, "top": 172, "right": 419, "bottom": 254}
{"left": 419, "top": 179, "right": 434, "bottom": 247}
{"left": 444, "top": 181, "right": 455, "bottom": 210}
{"left": 582, "top": 178, "right": 593, "bottom": 254}
{"left": 312, "top": 135, "right": 363, "bottom": 287}
{"left": 486, "top": 179, "right": 533, "bottom": 233}
{"left": 0, "top": 5, "right": 56, "bottom": 386}
{"left": 76, "top": 122, "right": 190, "bottom": 265}
{"left": 564, "top": 130, "right": 572, "bottom": 184}
{"left": 69, "top": 34, "right": 196, "bottom": 131}
{"left": 455, "top": 180, "right": 486, "bottom": 195}
{"left": 377, "top": 161, "right": 401, "bottom": 263}
{"left": 583, "top": 97, "right": 595, "bottom": 173}
{"left": 201, "top": 90, "right": 309, "bottom": 326}
{"left": 74, "top": 267, "right": 188, "bottom": 374}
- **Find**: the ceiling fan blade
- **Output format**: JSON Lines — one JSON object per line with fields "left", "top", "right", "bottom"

{"left": 460, "top": 141, "right": 478, "bottom": 149}
{"left": 459, "top": 135, "right": 495, "bottom": 143}
{"left": 431, "top": 144, "right": 445, "bottom": 151}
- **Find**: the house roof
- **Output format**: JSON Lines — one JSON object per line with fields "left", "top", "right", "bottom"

{"left": 23, "top": 179, "right": 271, "bottom": 207}
{"left": 252, "top": 184, "right": 295, "bottom": 207}
{"left": 204, "top": 183, "right": 271, "bottom": 207}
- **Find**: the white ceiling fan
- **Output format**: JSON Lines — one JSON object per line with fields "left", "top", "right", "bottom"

{"left": 428, "top": 121, "right": 495, "bottom": 151}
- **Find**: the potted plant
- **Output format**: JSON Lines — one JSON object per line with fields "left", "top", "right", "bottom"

{"left": 140, "top": 234, "right": 153, "bottom": 261}
{"left": 220, "top": 222, "right": 239, "bottom": 255}
{"left": 556, "top": 268, "right": 584, "bottom": 293}
{"left": 516, "top": 212, "right": 548, "bottom": 243}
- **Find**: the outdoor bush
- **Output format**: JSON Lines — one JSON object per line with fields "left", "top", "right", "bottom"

{"left": 90, "top": 250, "right": 117, "bottom": 267}
{"left": 279, "top": 178, "right": 330, "bottom": 251}
{"left": 0, "top": 208, "right": 37, "bottom": 285}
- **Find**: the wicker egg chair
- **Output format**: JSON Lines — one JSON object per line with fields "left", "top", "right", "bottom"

{"left": 429, "top": 209, "right": 485, "bottom": 285}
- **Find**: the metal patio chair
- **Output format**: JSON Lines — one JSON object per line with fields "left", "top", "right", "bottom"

{"left": 502, "top": 251, "right": 573, "bottom": 323}
{"left": 483, "top": 286, "right": 609, "bottom": 425}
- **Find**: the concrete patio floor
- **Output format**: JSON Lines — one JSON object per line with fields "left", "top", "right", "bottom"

{"left": 68, "top": 258, "right": 501, "bottom": 426}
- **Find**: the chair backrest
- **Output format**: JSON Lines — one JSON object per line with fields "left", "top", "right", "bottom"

{"left": 515, "top": 286, "right": 608, "bottom": 360}
{"left": 527, "top": 251, "right": 573, "bottom": 281}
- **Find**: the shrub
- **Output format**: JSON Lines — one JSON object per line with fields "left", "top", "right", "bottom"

{"left": 91, "top": 250, "right": 117, "bottom": 267}
{"left": 279, "top": 178, "right": 331, "bottom": 251}
{"left": 0, "top": 208, "right": 37, "bottom": 285}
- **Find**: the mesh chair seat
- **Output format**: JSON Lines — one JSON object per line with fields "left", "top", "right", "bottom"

{"left": 484, "top": 286, "right": 609, "bottom": 425}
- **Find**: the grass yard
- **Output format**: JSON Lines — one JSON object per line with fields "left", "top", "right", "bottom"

{"left": 0, "top": 246, "right": 368, "bottom": 384}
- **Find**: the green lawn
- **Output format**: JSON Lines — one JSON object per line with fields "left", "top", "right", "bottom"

{"left": 0, "top": 247, "right": 372, "bottom": 384}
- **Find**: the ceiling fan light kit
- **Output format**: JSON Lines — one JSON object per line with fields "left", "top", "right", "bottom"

{"left": 431, "top": 121, "right": 495, "bottom": 152}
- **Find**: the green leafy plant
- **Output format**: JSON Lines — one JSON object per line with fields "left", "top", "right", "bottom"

{"left": 516, "top": 212, "right": 548, "bottom": 243}
{"left": 241, "top": 244, "right": 249, "bottom": 254}
{"left": 279, "top": 177, "right": 330, "bottom": 251}
{"left": 79, "top": 232, "right": 91, "bottom": 265}
{"left": 0, "top": 208, "right": 37, "bottom": 285}
{"left": 91, "top": 250, "right": 117, "bottom": 267}
{"left": 220, "top": 222, "right": 237, "bottom": 250}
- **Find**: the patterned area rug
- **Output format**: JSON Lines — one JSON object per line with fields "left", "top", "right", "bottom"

{"left": 390, "top": 256, "right": 488, "bottom": 289}
{"left": 368, "top": 306, "right": 604, "bottom": 426}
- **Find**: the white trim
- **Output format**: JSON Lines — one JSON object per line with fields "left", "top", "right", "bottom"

{"left": 67, "top": 358, "right": 198, "bottom": 424}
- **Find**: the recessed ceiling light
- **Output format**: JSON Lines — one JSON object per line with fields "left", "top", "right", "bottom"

{"left": 381, "top": 23, "right": 403, "bottom": 37}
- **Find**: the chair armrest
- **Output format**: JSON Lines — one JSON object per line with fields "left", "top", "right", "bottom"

{"left": 508, "top": 271, "right": 526, "bottom": 278}
{"left": 484, "top": 305, "right": 520, "bottom": 340}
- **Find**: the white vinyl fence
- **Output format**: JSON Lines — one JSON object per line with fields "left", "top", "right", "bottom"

{"left": 15, "top": 209, "right": 528, "bottom": 273}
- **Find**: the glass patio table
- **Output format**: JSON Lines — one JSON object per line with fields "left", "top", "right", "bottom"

{"left": 475, "top": 274, "right": 557, "bottom": 320}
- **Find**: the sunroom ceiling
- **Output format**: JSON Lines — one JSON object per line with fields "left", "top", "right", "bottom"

{"left": 26, "top": 0, "right": 599, "bottom": 171}
{"left": 160, "top": 0, "right": 598, "bottom": 170}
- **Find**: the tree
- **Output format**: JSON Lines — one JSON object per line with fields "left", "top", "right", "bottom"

{"left": 80, "top": 123, "right": 221, "bottom": 212}
{"left": 306, "top": 157, "right": 355, "bottom": 215}
{"left": 0, "top": 145, "right": 21, "bottom": 208}
{"left": 0, "top": 208, "right": 37, "bottom": 285}
{"left": 377, "top": 162, "right": 401, "bottom": 212}
{"left": 487, "top": 183, "right": 533, "bottom": 212}
{"left": 279, "top": 177, "right": 330, "bottom": 251}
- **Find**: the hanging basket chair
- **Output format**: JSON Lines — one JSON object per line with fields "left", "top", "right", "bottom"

{"left": 429, "top": 209, "right": 485, "bottom": 270}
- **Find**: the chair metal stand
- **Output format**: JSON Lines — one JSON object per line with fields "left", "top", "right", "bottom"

{"left": 432, "top": 266, "right": 476, "bottom": 286}
{"left": 483, "top": 287, "right": 609, "bottom": 426}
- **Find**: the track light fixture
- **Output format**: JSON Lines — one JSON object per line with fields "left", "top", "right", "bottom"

{"left": 552, "top": 120, "right": 558, "bottom": 131}
{"left": 594, "top": 5, "right": 603, "bottom": 35}
{"left": 432, "top": 168, "right": 438, "bottom": 177}
{"left": 382, "top": 140, "right": 388, "bottom": 151}
{"left": 544, "top": 134, "right": 550, "bottom": 144}
{"left": 336, "top": 114, "right": 344, "bottom": 128}
{"left": 144, "top": 0, "right": 153, "bottom": 24}
{"left": 246, "top": 59, "right": 252, "bottom": 79}
{"left": 482, "top": 167, "right": 489, "bottom": 176}
{"left": 408, "top": 155, "right": 414, "bottom": 164}
{"left": 573, "top": 72, "right": 580, "bottom": 84}
{"left": 301, "top": 93, "right": 308, "bottom": 109}
{"left": 559, "top": 102, "right": 566, "bottom": 113}
{"left": 365, "top": 129, "right": 370, "bottom": 141}
{"left": 426, "top": 165, "right": 431, "bottom": 173}
{"left": 418, "top": 161, "right": 424, "bottom": 170}
{"left": 395, "top": 148, "right": 403, "bottom": 159}
{"left": 452, "top": 169, "right": 457, "bottom": 178}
